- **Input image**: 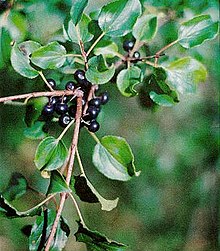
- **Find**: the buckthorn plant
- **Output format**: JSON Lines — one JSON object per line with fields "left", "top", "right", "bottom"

{"left": 0, "top": 0, "right": 219, "bottom": 250}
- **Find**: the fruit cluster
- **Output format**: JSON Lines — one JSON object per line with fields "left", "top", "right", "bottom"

{"left": 123, "top": 40, "right": 140, "bottom": 62}
{"left": 41, "top": 70, "right": 109, "bottom": 132}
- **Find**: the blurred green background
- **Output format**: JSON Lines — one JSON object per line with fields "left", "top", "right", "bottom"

{"left": 0, "top": 0, "right": 219, "bottom": 250}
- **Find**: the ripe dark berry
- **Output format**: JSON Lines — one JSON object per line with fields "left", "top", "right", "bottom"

{"left": 65, "top": 81, "right": 76, "bottom": 91}
{"left": 48, "top": 96, "right": 58, "bottom": 106}
{"left": 89, "top": 98, "right": 101, "bottom": 108}
{"left": 132, "top": 51, "right": 141, "bottom": 63}
{"left": 133, "top": 51, "right": 140, "bottom": 59}
{"left": 74, "top": 70, "right": 86, "bottom": 84}
{"left": 86, "top": 106, "right": 100, "bottom": 119}
{"left": 59, "top": 96, "right": 69, "bottom": 103}
{"left": 42, "top": 104, "right": 54, "bottom": 116}
{"left": 123, "top": 40, "right": 134, "bottom": 52}
{"left": 68, "top": 104, "right": 77, "bottom": 118}
{"left": 55, "top": 103, "right": 68, "bottom": 115}
{"left": 0, "top": 0, "right": 9, "bottom": 11}
{"left": 46, "top": 79, "right": 56, "bottom": 89}
{"left": 87, "top": 120, "right": 100, "bottom": 132}
{"left": 100, "top": 91, "right": 109, "bottom": 105}
{"left": 59, "top": 114, "right": 72, "bottom": 128}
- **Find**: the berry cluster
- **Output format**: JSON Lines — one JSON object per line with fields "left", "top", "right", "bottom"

{"left": 40, "top": 70, "right": 109, "bottom": 132}
{"left": 123, "top": 40, "right": 140, "bottom": 62}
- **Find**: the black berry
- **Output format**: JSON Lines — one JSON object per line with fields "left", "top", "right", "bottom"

{"left": 89, "top": 98, "right": 101, "bottom": 108}
{"left": 68, "top": 104, "right": 77, "bottom": 118}
{"left": 42, "top": 104, "right": 54, "bottom": 116}
{"left": 74, "top": 70, "right": 86, "bottom": 84}
{"left": 48, "top": 96, "right": 58, "bottom": 106}
{"left": 86, "top": 106, "right": 100, "bottom": 119}
{"left": 59, "top": 96, "right": 69, "bottom": 103}
{"left": 59, "top": 114, "right": 72, "bottom": 128}
{"left": 46, "top": 79, "right": 56, "bottom": 89}
{"left": 87, "top": 120, "right": 100, "bottom": 132}
{"left": 65, "top": 81, "right": 76, "bottom": 91}
{"left": 55, "top": 103, "right": 68, "bottom": 115}
{"left": 123, "top": 40, "right": 134, "bottom": 52}
{"left": 100, "top": 91, "right": 109, "bottom": 105}
{"left": 132, "top": 51, "right": 141, "bottom": 63}
{"left": 0, "top": 0, "right": 9, "bottom": 11}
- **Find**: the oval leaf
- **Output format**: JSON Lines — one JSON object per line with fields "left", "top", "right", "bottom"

{"left": 86, "top": 55, "right": 115, "bottom": 85}
{"left": 64, "top": 14, "right": 94, "bottom": 44}
{"left": 47, "top": 170, "right": 71, "bottom": 195}
{"left": 116, "top": 66, "right": 142, "bottom": 97}
{"left": 98, "top": 0, "right": 141, "bottom": 37}
{"left": 149, "top": 91, "right": 176, "bottom": 107}
{"left": 34, "top": 136, "right": 68, "bottom": 171}
{"left": 31, "top": 41, "right": 67, "bottom": 69}
{"left": 75, "top": 221, "right": 127, "bottom": 250}
{"left": 133, "top": 14, "right": 158, "bottom": 42}
{"left": 11, "top": 41, "right": 41, "bottom": 78}
{"left": 164, "top": 57, "right": 207, "bottom": 94}
{"left": 93, "top": 136, "right": 140, "bottom": 181}
{"left": 178, "top": 14, "right": 219, "bottom": 48}
{"left": 74, "top": 174, "right": 119, "bottom": 211}
{"left": 70, "top": 0, "right": 89, "bottom": 25}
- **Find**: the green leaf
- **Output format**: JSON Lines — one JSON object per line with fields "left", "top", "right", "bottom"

{"left": 24, "top": 97, "right": 48, "bottom": 127}
{"left": 34, "top": 136, "right": 68, "bottom": 171}
{"left": 93, "top": 136, "right": 140, "bottom": 181}
{"left": 94, "top": 40, "right": 118, "bottom": 58}
{"left": 64, "top": 14, "right": 94, "bottom": 44}
{"left": 47, "top": 171, "right": 71, "bottom": 195}
{"left": 98, "top": 0, "right": 141, "bottom": 37}
{"left": 29, "top": 209, "right": 70, "bottom": 251}
{"left": 0, "top": 27, "right": 11, "bottom": 69}
{"left": 24, "top": 121, "right": 48, "bottom": 140}
{"left": 31, "top": 41, "right": 67, "bottom": 69}
{"left": 0, "top": 195, "right": 40, "bottom": 218}
{"left": 149, "top": 91, "right": 176, "bottom": 107}
{"left": 74, "top": 174, "right": 119, "bottom": 211}
{"left": 86, "top": 55, "right": 115, "bottom": 85}
{"left": 11, "top": 41, "right": 41, "bottom": 78}
{"left": 178, "top": 14, "right": 219, "bottom": 48}
{"left": 133, "top": 14, "right": 157, "bottom": 42}
{"left": 75, "top": 221, "right": 127, "bottom": 250}
{"left": 164, "top": 57, "right": 207, "bottom": 94}
{"left": 116, "top": 66, "right": 142, "bottom": 97}
{"left": 70, "top": 0, "right": 89, "bottom": 25}
{"left": 2, "top": 172, "right": 28, "bottom": 201}
{"left": 6, "top": 11, "right": 28, "bottom": 42}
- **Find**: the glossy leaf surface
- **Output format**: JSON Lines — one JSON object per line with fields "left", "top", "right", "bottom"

{"left": 34, "top": 137, "right": 68, "bottom": 171}
{"left": 98, "top": 0, "right": 141, "bottom": 37}
{"left": 93, "top": 136, "right": 139, "bottom": 181}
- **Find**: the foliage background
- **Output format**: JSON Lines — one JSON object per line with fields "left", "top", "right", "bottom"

{"left": 0, "top": 0, "right": 219, "bottom": 250}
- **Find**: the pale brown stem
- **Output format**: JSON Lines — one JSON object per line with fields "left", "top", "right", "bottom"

{"left": 154, "top": 40, "right": 178, "bottom": 66}
{"left": 44, "top": 96, "right": 83, "bottom": 250}
{"left": 0, "top": 90, "right": 81, "bottom": 103}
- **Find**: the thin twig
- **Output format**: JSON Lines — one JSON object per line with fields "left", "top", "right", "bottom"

{"left": 44, "top": 96, "right": 83, "bottom": 250}
{"left": 44, "top": 193, "right": 67, "bottom": 251}
{"left": 0, "top": 90, "right": 81, "bottom": 103}
{"left": 86, "top": 32, "right": 105, "bottom": 57}
{"left": 75, "top": 26, "right": 88, "bottom": 70}
{"left": 38, "top": 71, "right": 54, "bottom": 91}
{"left": 154, "top": 40, "right": 178, "bottom": 66}
{"left": 69, "top": 193, "right": 86, "bottom": 227}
